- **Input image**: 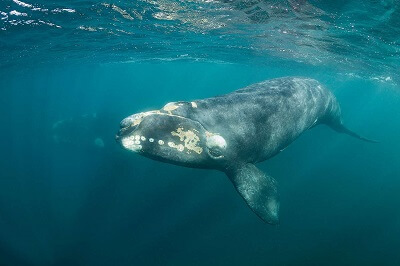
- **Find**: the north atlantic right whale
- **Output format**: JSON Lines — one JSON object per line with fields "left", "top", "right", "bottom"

{"left": 116, "top": 77, "right": 376, "bottom": 224}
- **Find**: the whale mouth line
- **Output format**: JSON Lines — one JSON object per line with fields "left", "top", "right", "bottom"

{"left": 116, "top": 112, "right": 207, "bottom": 141}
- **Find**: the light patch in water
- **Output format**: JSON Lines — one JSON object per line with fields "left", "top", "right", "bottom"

{"left": 12, "top": 0, "right": 32, "bottom": 8}
{"left": 52, "top": 8, "right": 75, "bottom": 13}
{"left": 9, "top": 10, "right": 27, "bottom": 16}
{"left": 101, "top": 3, "right": 134, "bottom": 20}
{"left": 94, "top": 137, "right": 104, "bottom": 148}
{"left": 78, "top": 26, "right": 97, "bottom": 32}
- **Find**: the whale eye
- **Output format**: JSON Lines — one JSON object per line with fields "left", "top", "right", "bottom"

{"left": 206, "top": 134, "right": 226, "bottom": 159}
{"left": 208, "top": 147, "right": 223, "bottom": 158}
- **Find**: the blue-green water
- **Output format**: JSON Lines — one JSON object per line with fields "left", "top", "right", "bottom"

{"left": 1, "top": 1, "right": 400, "bottom": 265}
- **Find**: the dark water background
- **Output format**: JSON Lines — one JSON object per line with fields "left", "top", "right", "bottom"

{"left": 1, "top": 0, "right": 400, "bottom": 265}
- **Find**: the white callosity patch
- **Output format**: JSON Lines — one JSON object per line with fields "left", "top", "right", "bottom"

{"left": 177, "top": 144, "right": 184, "bottom": 152}
{"left": 163, "top": 102, "right": 183, "bottom": 114}
{"left": 206, "top": 133, "right": 227, "bottom": 149}
{"left": 121, "top": 135, "right": 142, "bottom": 152}
{"left": 168, "top": 141, "right": 174, "bottom": 147}
{"left": 119, "top": 104, "right": 209, "bottom": 154}
{"left": 121, "top": 110, "right": 162, "bottom": 128}
{"left": 167, "top": 141, "right": 185, "bottom": 152}
{"left": 171, "top": 127, "right": 202, "bottom": 154}
{"left": 121, "top": 108, "right": 194, "bottom": 131}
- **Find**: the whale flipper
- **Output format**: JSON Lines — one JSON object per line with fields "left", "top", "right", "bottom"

{"left": 226, "top": 163, "right": 279, "bottom": 224}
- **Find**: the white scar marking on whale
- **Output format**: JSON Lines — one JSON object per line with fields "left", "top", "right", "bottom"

{"left": 121, "top": 136, "right": 142, "bottom": 152}
{"left": 171, "top": 127, "right": 203, "bottom": 154}
{"left": 167, "top": 141, "right": 185, "bottom": 152}
{"left": 206, "top": 134, "right": 227, "bottom": 149}
{"left": 163, "top": 102, "right": 184, "bottom": 114}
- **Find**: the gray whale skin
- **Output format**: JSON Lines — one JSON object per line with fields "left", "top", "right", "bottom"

{"left": 116, "top": 77, "right": 375, "bottom": 225}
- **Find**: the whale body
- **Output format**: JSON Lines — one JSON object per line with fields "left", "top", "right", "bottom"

{"left": 116, "top": 77, "right": 375, "bottom": 224}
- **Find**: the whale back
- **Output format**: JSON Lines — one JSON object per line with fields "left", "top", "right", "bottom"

{"left": 174, "top": 77, "right": 339, "bottom": 164}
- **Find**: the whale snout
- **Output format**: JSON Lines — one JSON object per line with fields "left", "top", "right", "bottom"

{"left": 120, "top": 116, "right": 135, "bottom": 128}
{"left": 116, "top": 110, "right": 162, "bottom": 143}
{"left": 116, "top": 123, "right": 137, "bottom": 143}
{"left": 115, "top": 130, "right": 123, "bottom": 143}
{"left": 116, "top": 124, "right": 136, "bottom": 138}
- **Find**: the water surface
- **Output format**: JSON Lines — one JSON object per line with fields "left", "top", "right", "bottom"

{"left": 1, "top": 1, "right": 400, "bottom": 265}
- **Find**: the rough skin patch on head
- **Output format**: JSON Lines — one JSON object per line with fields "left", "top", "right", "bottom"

{"left": 191, "top": 102, "right": 198, "bottom": 108}
{"left": 205, "top": 131, "right": 227, "bottom": 149}
{"left": 121, "top": 135, "right": 142, "bottom": 152}
{"left": 130, "top": 110, "right": 162, "bottom": 127}
{"left": 171, "top": 127, "right": 203, "bottom": 154}
{"left": 168, "top": 141, "right": 185, "bottom": 152}
{"left": 163, "top": 102, "right": 182, "bottom": 114}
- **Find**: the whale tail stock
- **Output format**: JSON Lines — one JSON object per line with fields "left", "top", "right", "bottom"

{"left": 225, "top": 163, "right": 280, "bottom": 225}
{"left": 330, "top": 123, "right": 379, "bottom": 143}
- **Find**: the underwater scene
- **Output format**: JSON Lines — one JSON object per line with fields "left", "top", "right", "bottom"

{"left": 1, "top": 0, "right": 400, "bottom": 265}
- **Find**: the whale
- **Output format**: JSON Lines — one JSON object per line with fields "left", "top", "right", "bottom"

{"left": 116, "top": 77, "right": 375, "bottom": 224}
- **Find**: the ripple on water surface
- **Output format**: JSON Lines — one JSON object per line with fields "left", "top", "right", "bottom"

{"left": 0, "top": 0, "right": 399, "bottom": 84}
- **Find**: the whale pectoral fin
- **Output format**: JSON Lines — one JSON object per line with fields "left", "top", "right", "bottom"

{"left": 226, "top": 163, "right": 279, "bottom": 224}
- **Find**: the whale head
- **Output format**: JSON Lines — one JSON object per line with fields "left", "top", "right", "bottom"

{"left": 116, "top": 109, "right": 228, "bottom": 169}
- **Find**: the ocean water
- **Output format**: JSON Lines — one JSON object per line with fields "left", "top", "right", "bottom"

{"left": 1, "top": 0, "right": 400, "bottom": 265}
